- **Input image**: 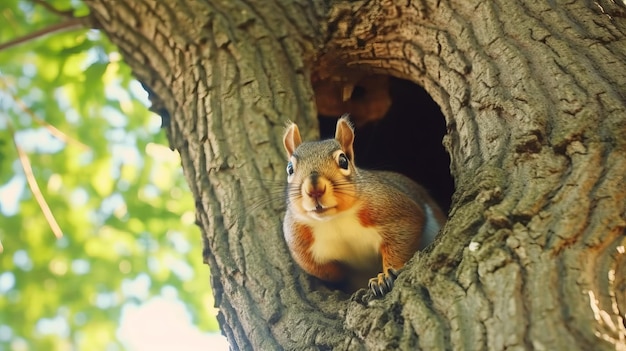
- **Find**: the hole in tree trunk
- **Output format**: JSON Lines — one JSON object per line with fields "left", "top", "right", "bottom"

{"left": 315, "top": 75, "right": 454, "bottom": 212}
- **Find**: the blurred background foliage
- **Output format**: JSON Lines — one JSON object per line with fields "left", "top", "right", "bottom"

{"left": 0, "top": 0, "right": 219, "bottom": 350}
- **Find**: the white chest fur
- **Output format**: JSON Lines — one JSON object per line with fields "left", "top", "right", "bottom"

{"left": 304, "top": 205, "right": 383, "bottom": 270}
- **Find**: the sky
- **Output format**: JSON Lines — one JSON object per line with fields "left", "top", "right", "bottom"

{"left": 118, "top": 297, "right": 228, "bottom": 351}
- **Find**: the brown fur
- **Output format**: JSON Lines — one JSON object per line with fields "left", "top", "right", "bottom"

{"left": 282, "top": 116, "right": 446, "bottom": 295}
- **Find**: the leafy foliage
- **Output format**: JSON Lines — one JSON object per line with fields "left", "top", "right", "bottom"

{"left": 0, "top": 1, "right": 218, "bottom": 350}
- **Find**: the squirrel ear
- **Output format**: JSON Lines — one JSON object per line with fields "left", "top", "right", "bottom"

{"left": 283, "top": 122, "right": 302, "bottom": 158}
{"left": 335, "top": 114, "right": 355, "bottom": 161}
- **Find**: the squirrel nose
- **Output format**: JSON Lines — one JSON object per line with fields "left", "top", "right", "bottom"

{"left": 307, "top": 186, "right": 326, "bottom": 199}
{"left": 306, "top": 172, "right": 326, "bottom": 199}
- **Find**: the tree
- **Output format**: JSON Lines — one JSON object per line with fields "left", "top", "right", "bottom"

{"left": 82, "top": 0, "right": 626, "bottom": 350}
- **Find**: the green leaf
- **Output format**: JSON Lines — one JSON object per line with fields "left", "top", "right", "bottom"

{"left": 0, "top": 1, "right": 218, "bottom": 350}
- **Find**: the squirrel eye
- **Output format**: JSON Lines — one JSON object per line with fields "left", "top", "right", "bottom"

{"left": 286, "top": 161, "right": 294, "bottom": 175}
{"left": 338, "top": 153, "right": 349, "bottom": 170}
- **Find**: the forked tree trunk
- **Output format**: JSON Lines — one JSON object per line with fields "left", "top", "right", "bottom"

{"left": 86, "top": 0, "right": 626, "bottom": 349}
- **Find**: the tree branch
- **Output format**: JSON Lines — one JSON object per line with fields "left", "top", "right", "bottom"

{"left": 15, "top": 142, "right": 64, "bottom": 239}
{"left": 0, "top": 17, "right": 88, "bottom": 52}
{"left": 6, "top": 120, "right": 64, "bottom": 239}
{"left": 8, "top": 90, "right": 90, "bottom": 151}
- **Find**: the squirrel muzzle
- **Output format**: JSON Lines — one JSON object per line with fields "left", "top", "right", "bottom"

{"left": 301, "top": 174, "right": 338, "bottom": 218}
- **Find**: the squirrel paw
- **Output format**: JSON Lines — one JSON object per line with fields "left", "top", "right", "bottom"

{"left": 368, "top": 268, "right": 399, "bottom": 298}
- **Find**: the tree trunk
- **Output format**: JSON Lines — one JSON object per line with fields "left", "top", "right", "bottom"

{"left": 85, "top": 0, "right": 626, "bottom": 349}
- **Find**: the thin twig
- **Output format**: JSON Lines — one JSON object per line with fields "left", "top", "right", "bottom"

{"left": 6, "top": 119, "right": 64, "bottom": 239}
{"left": 0, "top": 17, "right": 87, "bottom": 52}
{"left": 0, "top": 79, "right": 91, "bottom": 151}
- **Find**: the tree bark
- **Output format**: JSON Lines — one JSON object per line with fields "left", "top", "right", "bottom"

{"left": 86, "top": 0, "right": 626, "bottom": 350}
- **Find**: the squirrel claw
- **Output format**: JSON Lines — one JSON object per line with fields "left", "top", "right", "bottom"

{"left": 368, "top": 268, "right": 399, "bottom": 298}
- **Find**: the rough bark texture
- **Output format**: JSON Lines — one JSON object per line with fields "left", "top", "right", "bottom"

{"left": 86, "top": 0, "right": 626, "bottom": 350}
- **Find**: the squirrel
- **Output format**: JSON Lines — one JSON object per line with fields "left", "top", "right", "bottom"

{"left": 282, "top": 115, "right": 446, "bottom": 297}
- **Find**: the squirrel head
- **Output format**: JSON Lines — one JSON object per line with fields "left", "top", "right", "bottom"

{"left": 282, "top": 115, "right": 358, "bottom": 220}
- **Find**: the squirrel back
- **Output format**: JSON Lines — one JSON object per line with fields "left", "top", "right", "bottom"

{"left": 282, "top": 116, "right": 446, "bottom": 296}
